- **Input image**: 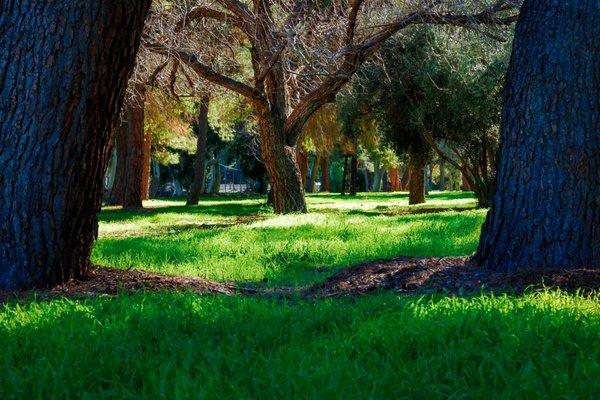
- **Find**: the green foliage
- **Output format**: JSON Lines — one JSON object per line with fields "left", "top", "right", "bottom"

{"left": 2, "top": 291, "right": 600, "bottom": 399}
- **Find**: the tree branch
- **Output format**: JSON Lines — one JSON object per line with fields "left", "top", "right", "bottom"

{"left": 175, "top": 6, "right": 240, "bottom": 32}
{"left": 145, "top": 43, "right": 256, "bottom": 99}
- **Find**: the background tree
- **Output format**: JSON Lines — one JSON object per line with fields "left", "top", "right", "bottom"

{"left": 0, "top": 1, "right": 150, "bottom": 289}
{"left": 146, "top": 0, "right": 519, "bottom": 213}
{"left": 475, "top": 0, "right": 600, "bottom": 272}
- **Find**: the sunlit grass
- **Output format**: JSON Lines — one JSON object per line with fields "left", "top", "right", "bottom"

{"left": 93, "top": 192, "right": 483, "bottom": 286}
{"left": 2, "top": 291, "right": 600, "bottom": 399}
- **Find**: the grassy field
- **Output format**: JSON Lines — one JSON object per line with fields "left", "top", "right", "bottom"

{"left": 94, "top": 192, "right": 482, "bottom": 286}
{"left": 2, "top": 192, "right": 600, "bottom": 399}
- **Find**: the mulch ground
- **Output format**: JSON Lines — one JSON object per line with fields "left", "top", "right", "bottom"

{"left": 2, "top": 258, "right": 600, "bottom": 304}
{"left": 307, "top": 257, "right": 600, "bottom": 297}
{"left": 0, "top": 267, "right": 238, "bottom": 303}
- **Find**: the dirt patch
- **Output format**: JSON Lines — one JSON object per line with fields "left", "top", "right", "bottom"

{"left": 307, "top": 257, "right": 600, "bottom": 297}
{"left": 0, "top": 267, "right": 239, "bottom": 303}
{"left": 3, "top": 258, "right": 600, "bottom": 304}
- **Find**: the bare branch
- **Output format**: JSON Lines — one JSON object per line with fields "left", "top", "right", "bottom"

{"left": 145, "top": 43, "right": 256, "bottom": 99}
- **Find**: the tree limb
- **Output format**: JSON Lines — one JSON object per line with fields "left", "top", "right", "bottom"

{"left": 145, "top": 43, "right": 257, "bottom": 99}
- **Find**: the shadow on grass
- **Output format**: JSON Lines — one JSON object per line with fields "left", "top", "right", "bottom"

{"left": 100, "top": 200, "right": 269, "bottom": 223}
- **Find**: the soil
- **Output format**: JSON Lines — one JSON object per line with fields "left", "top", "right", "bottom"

{"left": 2, "top": 257, "right": 600, "bottom": 304}
{"left": 307, "top": 257, "right": 600, "bottom": 297}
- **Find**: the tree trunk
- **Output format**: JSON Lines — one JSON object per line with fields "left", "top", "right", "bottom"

{"left": 372, "top": 160, "right": 383, "bottom": 192}
{"left": 475, "top": 0, "right": 600, "bottom": 272}
{"left": 341, "top": 155, "right": 350, "bottom": 195}
{"left": 362, "top": 166, "right": 370, "bottom": 192}
{"left": 320, "top": 156, "right": 330, "bottom": 192}
{"left": 439, "top": 159, "right": 446, "bottom": 190}
{"left": 408, "top": 151, "right": 426, "bottom": 205}
{"left": 187, "top": 96, "right": 210, "bottom": 206}
{"left": 0, "top": 0, "right": 150, "bottom": 289}
{"left": 461, "top": 172, "right": 471, "bottom": 191}
{"left": 349, "top": 155, "right": 358, "bottom": 196}
{"left": 150, "top": 160, "right": 161, "bottom": 198}
{"left": 388, "top": 167, "right": 400, "bottom": 192}
{"left": 297, "top": 147, "right": 309, "bottom": 188}
{"left": 106, "top": 90, "right": 145, "bottom": 209}
{"left": 254, "top": 103, "right": 306, "bottom": 213}
{"left": 400, "top": 168, "right": 409, "bottom": 191}
{"left": 308, "top": 154, "right": 321, "bottom": 193}
{"left": 141, "top": 130, "right": 152, "bottom": 201}
{"left": 210, "top": 153, "right": 222, "bottom": 194}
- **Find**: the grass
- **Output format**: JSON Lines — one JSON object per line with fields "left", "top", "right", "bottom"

{"left": 2, "top": 291, "right": 600, "bottom": 399}
{"left": 94, "top": 192, "right": 482, "bottom": 286}
{"left": 2, "top": 191, "right": 600, "bottom": 399}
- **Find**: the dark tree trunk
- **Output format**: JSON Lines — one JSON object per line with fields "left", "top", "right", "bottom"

{"left": 475, "top": 0, "right": 600, "bottom": 272}
{"left": 187, "top": 96, "right": 210, "bottom": 206}
{"left": 408, "top": 151, "right": 426, "bottom": 205}
{"left": 341, "top": 155, "right": 350, "bottom": 195}
{"left": 320, "top": 156, "right": 330, "bottom": 192}
{"left": 349, "top": 155, "right": 358, "bottom": 196}
{"left": 400, "top": 168, "right": 409, "bottom": 191}
{"left": 0, "top": 1, "right": 150, "bottom": 289}
{"left": 308, "top": 154, "right": 320, "bottom": 193}
{"left": 107, "top": 91, "right": 146, "bottom": 210}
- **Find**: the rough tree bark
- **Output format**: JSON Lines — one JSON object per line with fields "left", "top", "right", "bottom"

{"left": 408, "top": 151, "right": 426, "bottom": 205}
{"left": 475, "top": 0, "right": 600, "bottom": 272}
{"left": 187, "top": 96, "right": 210, "bottom": 206}
{"left": 107, "top": 92, "right": 146, "bottom": 210}
{"left": 0, "top": 1, "right": 150, "bottom": 289}
{"left": 320, "top": 156, "right": 330, "bottom": 192}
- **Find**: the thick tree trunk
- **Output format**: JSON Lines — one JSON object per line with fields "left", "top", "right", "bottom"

{"left": 308, "top": 154, "right": 320, "bottom": 193}
{"left": 408, "top": 151, "right": 426, "bottom": 205}
{"left": 187, "top": 96, "right": 210, "bottom": 206}
{"left": 349, "top": 155, "right": 358, "bottom": 196}
{"left": 320, "top": 156, "right": 330, "bottom": 192}
{"left": 254, "top": 103, "right": 306, "bottom": 213}
{"left": 475, "top": 0, "right": 600, "bottom": 272}
{"left": 0, "top": 1, "right": 150, "bottom": 289}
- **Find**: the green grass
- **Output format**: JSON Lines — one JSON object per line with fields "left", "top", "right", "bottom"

{"left": 2, "top": 291, "right": 600, "bottom": 399}
{"left": 93, "top": 192, "right": 482, "bottom": 286}
{"left": 3, "top": 191, "right": 600, "bottom": 399}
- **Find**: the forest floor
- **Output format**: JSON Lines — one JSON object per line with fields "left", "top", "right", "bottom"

{"left": 2, "top": 192, "right": 600, "bottom": 399}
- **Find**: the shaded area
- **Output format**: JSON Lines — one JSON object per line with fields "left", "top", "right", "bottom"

{"left": 0, "top": 267, "right": 237, "bottom": 303}
{"left": 309, "top": 257, "right": 600, "bottom": 297}
{"left": 4, "top": 258, "right": 600, "bottom": 304}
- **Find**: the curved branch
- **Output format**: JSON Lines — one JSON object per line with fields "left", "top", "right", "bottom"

{"left": 145, "top": 43, "right": 256, "bottom": 99}
{"left": 175, "top": 6, "right": 240, "bottom": 32}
